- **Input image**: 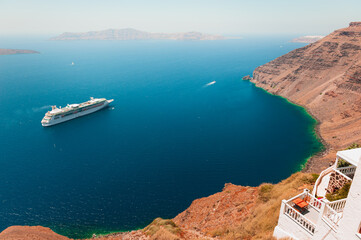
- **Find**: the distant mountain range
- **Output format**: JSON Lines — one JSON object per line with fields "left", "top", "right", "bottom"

{"left": 50, "top": 28, "right": 226, "bottom": 41}
{"left": 291, "top": 35, "right": 324, "bottom": 43}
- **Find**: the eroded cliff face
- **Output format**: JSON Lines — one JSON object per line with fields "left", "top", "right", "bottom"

{"left": 252, "top": 22, "right": 361, "bottom": 172}
{"left": 173, "top": 184, "right": 258, "bottom": 235}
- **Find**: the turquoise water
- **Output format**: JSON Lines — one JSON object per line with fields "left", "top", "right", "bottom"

{"left": 0, "top": 38, "right": 322, "bottom": 238}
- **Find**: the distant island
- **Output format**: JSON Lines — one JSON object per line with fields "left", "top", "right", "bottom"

{"left": 50, "top": 28, "right": 226, "bottom": 41}
{"left": 0, "top": 49, "right": 39, "bottom": 55}
{"left": 291, "top": 35, "right": 324, "bottom": 43}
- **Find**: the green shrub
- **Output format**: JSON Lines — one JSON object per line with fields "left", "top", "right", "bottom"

{"left": 347, "top": 143, "right": 360, "bottom": 149}
{"left": 337, "top": 143, "right": 360, "bottom": 168}
{"left": 337, "top": 158, "right": 351, "bottom": 168}
{"left": 326, "top": 182, "right": 351, "bottom": 201}
{"left": 259, "top": 184, "right": 274, "bottom": 202}
{"left": 311, "top": 174, "right": 320, "bottom": 184}
{"left": 143, "top": 218, "right": 181, "bottom": 236}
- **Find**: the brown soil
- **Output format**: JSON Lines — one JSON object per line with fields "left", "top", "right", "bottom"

{"left": 173, "top": 184, "right": 258, "bottom": 235}
{"left": 0, "top": 226, "right": 71, "bottom": 240}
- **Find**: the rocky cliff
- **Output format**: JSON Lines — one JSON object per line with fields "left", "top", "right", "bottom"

{"left": 252, "top": 22, "right": 361, "bottom": 172}
{"left": 50, "top": 28, "right": 225, "bottom": 41}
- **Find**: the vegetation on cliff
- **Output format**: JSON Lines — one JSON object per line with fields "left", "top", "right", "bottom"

{"left": 173, "top": 172, "right": 317, "bottom": 239}
{"left": 213, "top": 173, "right": 317, "bottom": 239}
{"left": 143, "top": 218, "right": 182, "bottom": 240}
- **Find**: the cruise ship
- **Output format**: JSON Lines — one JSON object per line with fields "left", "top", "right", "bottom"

{"left": 41, "top": 97, "right": 114, "bottom": 126}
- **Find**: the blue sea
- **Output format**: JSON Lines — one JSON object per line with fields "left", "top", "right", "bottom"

{"left": 0, "top": 37, "right": 322, "bottom": 238}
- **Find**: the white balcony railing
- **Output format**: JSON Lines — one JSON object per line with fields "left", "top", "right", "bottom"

{"left": 286, "top": 191, "right": 322, "bottom": 212}
{"left": 323, "top": 204, "right": 343, "bottom": 230}
{"left": 306, "top": 192, "right": 323, "bottom": 212}
{"left": 334, "top": 169, "right": 353, "bottom": 181}
{"left": 284, "top": 202, "right": 316, "bottom": 235}
{"left": 328, "top": 198, "right": 347, "bottom": 213}
{"left": 337, "top": 165, "right": 356, "bottom": 178}
{"left": 281, "top": 189, "right": 348, "bottom": 235}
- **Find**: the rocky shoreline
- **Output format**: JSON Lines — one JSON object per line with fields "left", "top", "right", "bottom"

{"left": 251, "top": 22, "right": 361, "bottom": 173}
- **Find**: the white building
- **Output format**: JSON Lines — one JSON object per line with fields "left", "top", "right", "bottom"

{"left": 274, "top": 148, "right": 361, "bottom": 240}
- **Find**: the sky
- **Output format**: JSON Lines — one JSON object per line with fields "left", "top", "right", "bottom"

{"left": 1, "top": 0, "right": 361, "bottom": 36}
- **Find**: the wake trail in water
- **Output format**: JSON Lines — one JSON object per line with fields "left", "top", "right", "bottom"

{"left": 32, "top": 105, "right": 51, "bottom": 113}
{"left": 203, "top": 81, "right": 216, "bottom": 87}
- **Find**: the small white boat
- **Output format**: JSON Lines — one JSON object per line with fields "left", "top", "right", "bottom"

{"left": 205, "top": 81, "right": 216, "bottom": 86}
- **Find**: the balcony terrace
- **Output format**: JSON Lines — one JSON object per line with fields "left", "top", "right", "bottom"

{"left": 275, "top": 148, "right": 361, "bottom": 240}
{"left": 282, "top": 190, "right": 322, "bottom": 235}
{"left": 281, "top": 189, "right": 347, "bottom": 236}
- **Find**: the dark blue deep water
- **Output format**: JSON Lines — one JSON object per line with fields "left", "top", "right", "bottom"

{"left": 0, "top": 38, "right": 322, "bottom": 238}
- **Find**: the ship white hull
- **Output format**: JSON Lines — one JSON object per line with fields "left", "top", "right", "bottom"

{"left": 42, "top": 101, "right": 110, "bottom": 127}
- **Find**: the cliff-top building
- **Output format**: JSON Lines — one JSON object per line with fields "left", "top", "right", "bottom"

{"left": 274, "top": 148, "right": 361, "bottom": 240}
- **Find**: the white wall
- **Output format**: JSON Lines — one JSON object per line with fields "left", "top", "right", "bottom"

{"left": 336, "top": 164, "right": 361, "bottom": 239}
{"left": 311, "top": 219, "right": 338, "bottom": 240}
